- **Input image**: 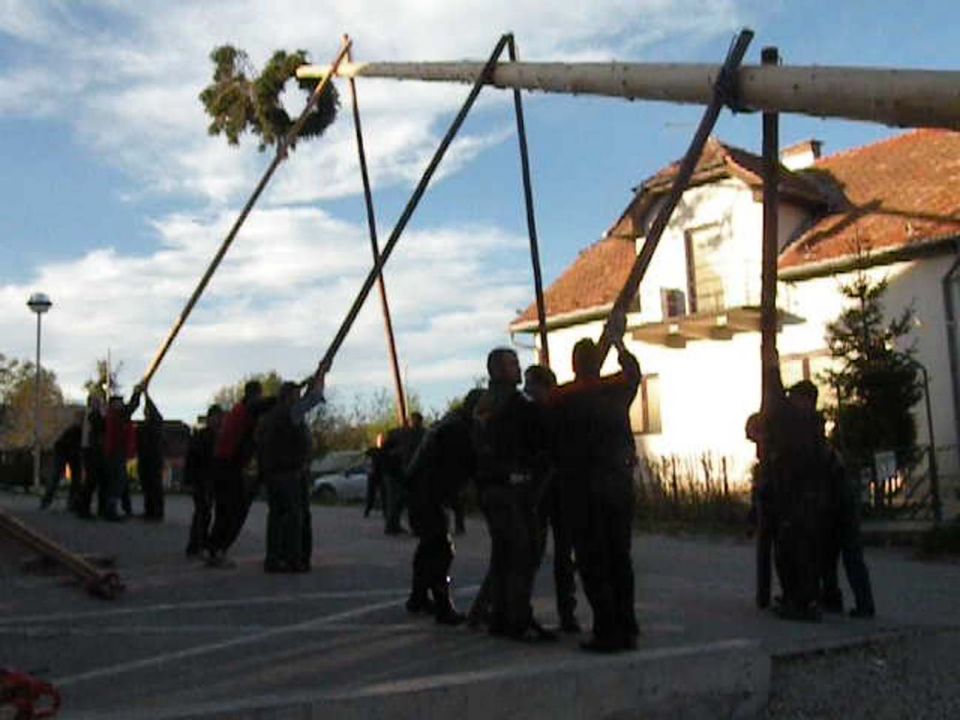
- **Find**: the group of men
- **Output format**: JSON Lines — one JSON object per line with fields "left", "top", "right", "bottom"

{"left": 402, "top": 315, "right": 642, "bottom": 653}
{"left": 748, "top": 368, "right": 875, "bottom": 621}
{"left": 184, "top": 369, "right": 326, "bottom": 572}
{"left": 41, "top": 385, "right": 165, "bottom": 523}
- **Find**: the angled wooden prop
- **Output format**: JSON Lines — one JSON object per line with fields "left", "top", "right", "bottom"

{"left": 344, "top": 35, "right": 408, "bottom": 426}
{"left": 315, "top": 35, "right": 511, "bottom": 374}
{"left": 594, "top": 29, "right": 754, "bottom": 361}
{"left": 140, "top": 40, "right": 352, "bottom": 388}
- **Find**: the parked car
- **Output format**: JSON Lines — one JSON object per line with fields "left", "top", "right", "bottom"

{"left": 310, "top": 450, "right": 370, "bottom": 503}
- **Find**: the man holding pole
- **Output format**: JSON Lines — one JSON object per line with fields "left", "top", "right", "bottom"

{"left": 551, "top": 313, "right": 640, "bottom": 652}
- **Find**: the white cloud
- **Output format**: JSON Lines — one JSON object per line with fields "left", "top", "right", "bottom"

{"left": 0, "top": 207, "right": 532, "bottom": 418}
{"left": 0, "top": 0, "right": 746, "bottom": 205}
{"left": 0, "top": 0, "right": 748, "bottom": 417}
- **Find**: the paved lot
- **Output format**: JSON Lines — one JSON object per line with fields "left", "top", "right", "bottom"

{"left": 1, "top": 490, "right": 958, "bottom": 717}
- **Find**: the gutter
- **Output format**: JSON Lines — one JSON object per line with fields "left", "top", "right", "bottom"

{"left": 509, "top": 303, "right": 613, "bottom": 334}
{"left": 780, "top": 235, "right": 960, "bottom": 282}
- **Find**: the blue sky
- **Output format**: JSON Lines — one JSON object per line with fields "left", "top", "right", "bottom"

{"left": 1, "top": 1, "right": 958, "bottom": 421}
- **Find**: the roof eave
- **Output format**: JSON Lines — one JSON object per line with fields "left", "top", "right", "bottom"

{"left": 779, "top": 234, "right": 960, "bottom": 281}
{"left": 509, "top": 303, "right": 613, "bottom": 334}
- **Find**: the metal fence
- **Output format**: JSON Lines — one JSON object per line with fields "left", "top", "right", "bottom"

{"left": 855, "top": 444, "right": 960, "bottom": 523}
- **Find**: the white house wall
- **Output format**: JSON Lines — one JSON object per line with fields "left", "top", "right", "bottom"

{"left": 535, "top": 180, "right": 960, "bottom": 511}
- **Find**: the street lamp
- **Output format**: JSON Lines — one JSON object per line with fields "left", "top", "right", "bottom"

{"left": 27, "top": 292, "right": 52, "bottom": 491}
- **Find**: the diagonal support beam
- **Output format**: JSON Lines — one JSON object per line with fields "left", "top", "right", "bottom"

{"left": 595, "top": 29, "right": 754, "bottom": 361}
{"left": 140, "top": 41, "right": 352, "bottom": 388}
{"left": 344, "top": 35, "right": 408, "bottom": 426}
{"left": 508, "top": 35, "right": 550, "bottom": 368}
{"left": 315, "top": 35, "right": 511, "bottom": 374}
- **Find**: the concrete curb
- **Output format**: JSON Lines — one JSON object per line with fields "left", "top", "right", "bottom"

{"left": 75, "top": 638, "right": 769, "bottom": 720}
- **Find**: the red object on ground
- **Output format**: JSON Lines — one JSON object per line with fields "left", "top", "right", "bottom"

{"left": 0, "top": 668, "right": 61, "bottom": 719}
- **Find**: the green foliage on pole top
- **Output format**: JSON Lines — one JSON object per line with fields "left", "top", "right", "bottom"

{"left": 199, "top": 45, "right": 339, "bottom": 152}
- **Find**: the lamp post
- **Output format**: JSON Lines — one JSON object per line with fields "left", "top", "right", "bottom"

{"left": 27, "top": 292, "right": 52, "bottom": 491}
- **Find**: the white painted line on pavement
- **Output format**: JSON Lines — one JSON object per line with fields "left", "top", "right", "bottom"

{"left": 0, "top": 622, "right": 428, "bottom": 637}
{"left": 0, "top": 587, "right": 410, "bottom": 625}
{"left": 52, "top": 585, "right": 479, "bottom": 687}
{"left": 52, "top": 596, "right": 407, "bottom": 686}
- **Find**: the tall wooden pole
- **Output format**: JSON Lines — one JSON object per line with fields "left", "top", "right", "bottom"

{"left": 140, "top": 41, "right": 352, "bottom": 388}
{"left": 760, "top": 46, "right": 780, "bottom": 411}
{"left": 299, "top": 58, "right": 960, "bottom": 130}
{"left": 507, "top": 36, "right": 550, "bottom": 368}
{"left": 345, "top": 36, "right": 408, "bottom": 426}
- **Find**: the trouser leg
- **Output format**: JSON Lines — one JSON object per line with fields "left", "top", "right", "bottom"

{"left": 756, "top": 509, "right": 774, "bottom": 607}
{"left": 550, "top": 488, "right": 578, "bottom": 621}
{"left": 66, "top": 457, "right": 83, "bottom": 511}
{"left": 605, "top": 487, "right": 637, "bottom": 639}
{"left": 574, "top": 491, "right": 617, "bottom": 642}
{"left": 820, "top": 527, "right": 842, "bottom": 609}
{"left": 207, "top": 464, "right": 243, "bottom": 554}
{"left": 841, "top": 525, "right": 874, "bottom": 613}
{"left": 298, "top": 476, "right": 312, "bottom": 567}
{"left": 187, "top": 480, "right": 212, "bottom": 554}
{"left": 41, "top": 457, "right": 66, "bottom": 507}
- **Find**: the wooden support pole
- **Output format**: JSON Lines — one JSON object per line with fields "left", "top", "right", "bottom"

{"left": 594, "top": 30, "right": 754, "bottom": 362}
{"left": 315, "top": 35, "right": 510, "bottom": 374}
{"left": 760, "top": 46, "right": 780, "bottom": 411}
{"left": 508, "top": 36, "right": 550, "bottom": 368}
{"left": 345, "top": 36, "right": 408, "bottom": 426}
{"left": 0, "top": 506, "right": 123, "bottom": 599}
{"left": 299, "top": 57, "right": 960, "bottom": 131}
{"left": 139, "top": 41, "right": 352, "bottom": 388}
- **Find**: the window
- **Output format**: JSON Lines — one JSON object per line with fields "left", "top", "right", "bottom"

{"left": 684, "top": 223, "right": 727, "bottom": 314}
{"left": 660, "top": 288, "right": 686, "bottom": 318}
{"left": 630, "top": 373, "right": 662, "bottom": 435}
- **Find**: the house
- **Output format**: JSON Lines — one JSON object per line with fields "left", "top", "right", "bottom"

{"left": 510, "top": 130, "right": 960, "bottom": 518}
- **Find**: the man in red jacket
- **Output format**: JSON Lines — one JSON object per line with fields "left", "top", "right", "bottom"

{"left": 205, "top": 380, "right": 275, "bottom": 567}
{"left": 103, "top": 387, "right": 142, "bottom": 521}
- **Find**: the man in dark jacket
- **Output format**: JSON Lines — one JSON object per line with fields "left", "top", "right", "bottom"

{"left": 551, "top": 316, "right": 641, "bottom": 653}
{"left": 138, "top": 394, "right": 165, "bottom": 521}
{"left": 788, "top": 380, "right": 875, "bottom": 619}
{"left": 258, "top": 372, "right": 326, "bottom": 573}
{"left": 382, "top": 412, "right": 425, "bottom": 535}
{"left": 763, "top": 370, "right": 829, "bottom": 622}
{"left": 75, "top": 392, "right": 106, "bottom": 519}
{"left": 40, "top": 411, "right": 83, "bottom": 511}
{"left": 473, "top": 348, "right": 553, "bottom": 641}
{"left": 525, "top": 364, "right": 580, "bottom": 633}
{"left": 205, "top": 380, "right": 275, "bottom": 567}
{"left": 185, "top": 405, "right": 223, "bottom": 557}
{"left": 405, "top": 389, "right": 482, "bottom": 624}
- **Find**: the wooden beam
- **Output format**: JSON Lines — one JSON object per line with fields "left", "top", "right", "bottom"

{"left": 298, "top": 57, "right": 960, "bottom": 130}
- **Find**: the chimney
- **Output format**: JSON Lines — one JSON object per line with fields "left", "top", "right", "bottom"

{"left": 780, "top": 139, "right": 822, "bottom": 170}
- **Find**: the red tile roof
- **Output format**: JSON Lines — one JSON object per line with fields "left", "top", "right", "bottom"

{"left": 779, "top": 129, "right": 960, "bottom": 269}
{"left": 512, "top": 130, "right": 960, "bottom": 329}
{"left": 511, "top": 236, "right": 635, "bottom": 327}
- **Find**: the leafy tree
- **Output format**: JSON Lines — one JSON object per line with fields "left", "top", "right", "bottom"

{"left": 823, "top": 266, "right": 922, "bottom": 474}
{"left": 199, "top": 46, "right": 338, "bottom": 152}
{"left": 0, "top": 353, "right": 65, "bottom": 450}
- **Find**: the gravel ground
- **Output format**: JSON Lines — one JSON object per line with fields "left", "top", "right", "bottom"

{"left": 766, "top": 629, "right": 960, "bottom": 720}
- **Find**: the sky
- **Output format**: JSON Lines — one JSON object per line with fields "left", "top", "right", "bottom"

{"left": 2, "top": 0, "right": 959, "bottom": 422}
